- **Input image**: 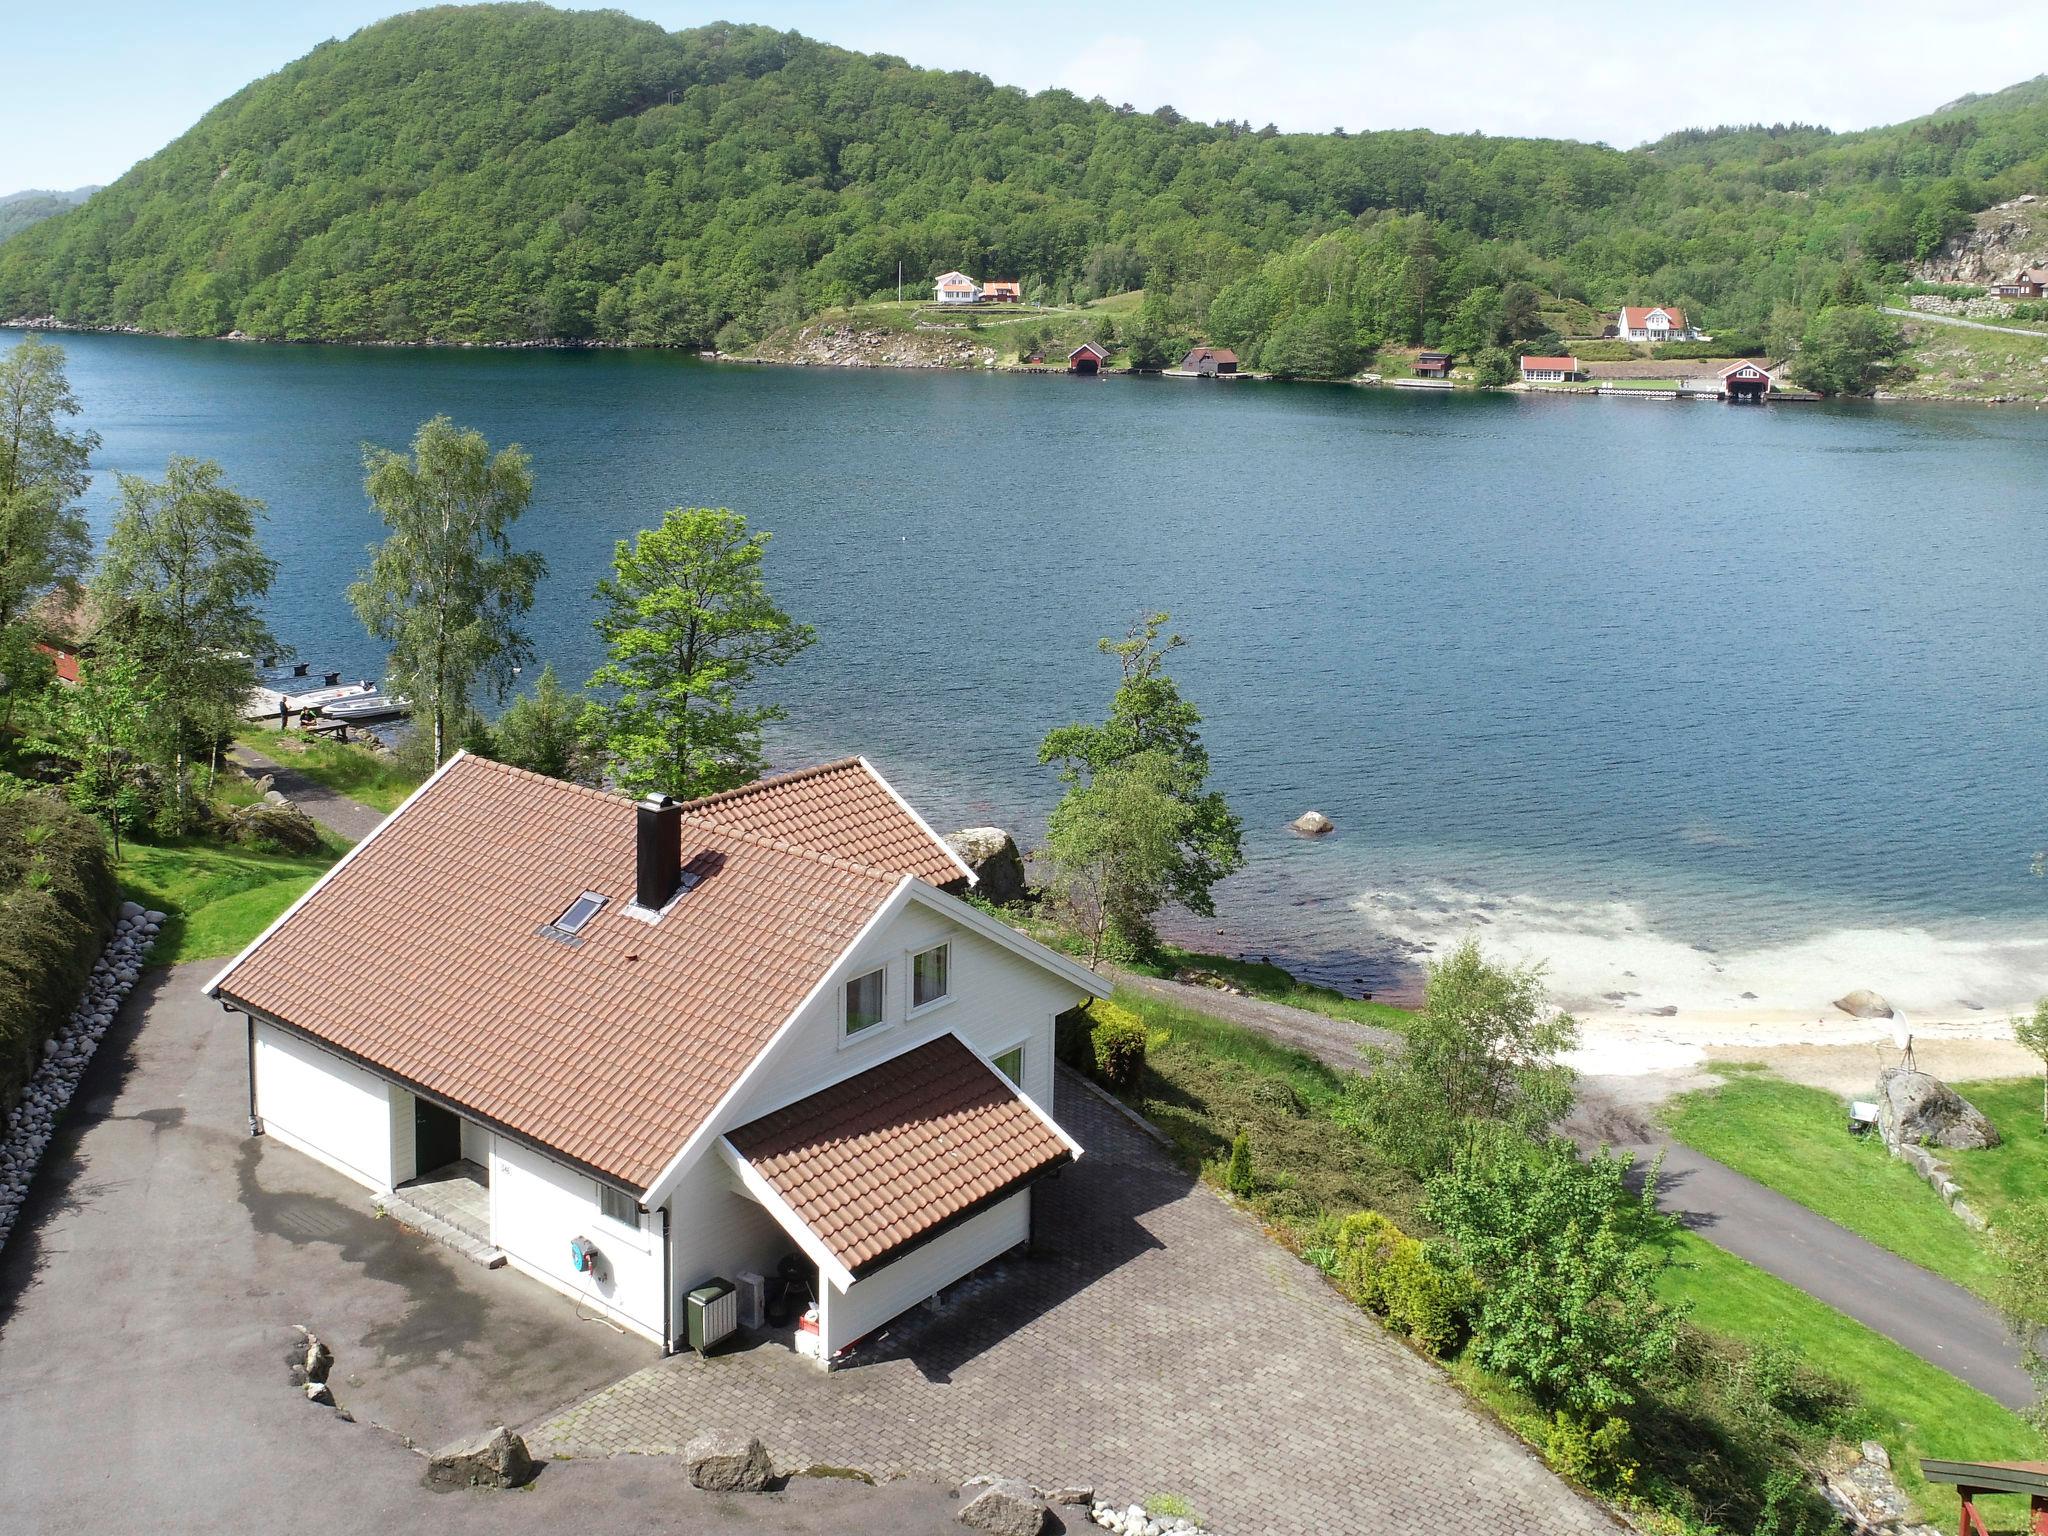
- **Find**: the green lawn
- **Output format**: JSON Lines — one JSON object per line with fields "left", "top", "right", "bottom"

{"left": 1661, "top": 1071, "right": 2000, "bottom": 1295}
{"left": 237, "top": 728, "right": 424, "bottom": 812}
{"left": 1661, "top": 1231, "right": 2042, "bottom": 1526}
{"left": 116, "top": 834, "right": 346, "bottom": 966}
{"left": 1945, "top": 1078, "right": 2048, "bottom": 1227}
{"left": 1142, "top": 946, "right": 1415, "bottom": 1032}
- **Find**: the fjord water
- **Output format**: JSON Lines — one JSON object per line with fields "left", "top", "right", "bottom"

{"left": 20, "top": 332, "right": 2048, "bottom": 1013}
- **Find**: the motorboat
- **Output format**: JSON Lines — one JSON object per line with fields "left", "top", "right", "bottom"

{"left": 320, "top": 690, "right": 411, "bottom": 723}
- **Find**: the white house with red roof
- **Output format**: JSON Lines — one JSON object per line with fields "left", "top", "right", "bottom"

{"left": 1519, "top": 354, "right": 1580, "bottom": 383}
{"left": 1615, "top": 305, "right": 1698, "bottom": 342}
{"left": 933, "top": 270, "right": 982, "bottom": 304}
{"left": 206, "top": 754, "right": 1104, "bottom": 1361}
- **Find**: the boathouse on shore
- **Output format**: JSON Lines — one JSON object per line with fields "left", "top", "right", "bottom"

{"left": 1068, "top": 342, "right": 1110, "bottom": 375}
{"left": 1180, "top": 345, "right": 1239, "bottom": 376}
{"left": 1413, "top": 352, "right": 1452, "bottom": 377}
{"left": 1719, "top": 359, "right": 1773, "bottom": 402}
{"left": 1519, "top": 355, "right": 1580, "bottom": 383}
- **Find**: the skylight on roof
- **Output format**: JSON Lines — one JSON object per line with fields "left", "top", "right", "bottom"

{"left": 553, "top": 891, "right": 607, "bottom": 935}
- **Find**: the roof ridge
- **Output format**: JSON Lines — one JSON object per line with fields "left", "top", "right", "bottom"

{"left": 680, "top": 756, "right": 866, "bottom": 813}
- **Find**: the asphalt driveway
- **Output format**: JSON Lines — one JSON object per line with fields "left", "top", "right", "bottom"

{"left": 0, "top": 964, "right": 963, "bottom": 1535}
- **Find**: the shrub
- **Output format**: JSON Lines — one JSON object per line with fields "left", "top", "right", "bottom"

{"left": 1089, "top": 1003, "right": 1147, "bottom": 1090}
{"left": 1543, "top": 1412, "right": 1637, "bottom": 1492}
{"left": 1656, "top": 337, "right": 1763, "bottom": 359}
{"left": 1225, "top": 1130, "right": 1255, "bottom": 1195}
{"left": 1569, "top": 340, "right": 1637, "bottom": 361}
{"left": 1905, "top": 280, "right": 1986, "bottom": 299}
{"left": 0, "top": 792, "right": 117, "bottom": 1126}
{"left": 1331, "top": 1210, "right": 1468, "bottom": 1352}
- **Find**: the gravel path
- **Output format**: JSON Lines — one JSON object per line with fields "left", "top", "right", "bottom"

{"left": 227, "top": 743, "right": 388, "bottom": 843}
{"left": 1105, "top": 966, "right": 1399, "bottom": 1070}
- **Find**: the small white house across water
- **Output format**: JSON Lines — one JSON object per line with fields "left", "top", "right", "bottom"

{"left": 207, "top": 753, "right": 1102, "bottom": 1360}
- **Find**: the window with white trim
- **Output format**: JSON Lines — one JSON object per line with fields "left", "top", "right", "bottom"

{"left": 844, "top": 967, "right": 886, "bottom": 1035}
{"left": 598, "top": 1183, "right": 638, "bottom": 1228}
{"left": 992, "top": 1044, "right": 1024, "bottom": 1086}
{"left": 911, "top": 943, "right": 950, "bottom": 1010}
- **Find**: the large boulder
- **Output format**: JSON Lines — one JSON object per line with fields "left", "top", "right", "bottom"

{"left": 957, "top": 1476, "right": 1049, "bottom": 1535}
{"left": 946, "top": 827, "right": 1028, "bottom": 905}
{"left": 224, "top": 802, "right": 323, "bottom": 855}
{"left": 1834, "top": 988, "right": 1894, "bottom": 1019}
{"left": 1290, "top": 810, "right": 1334, "bottom": 836}
{"left": 1877, "top": 1068, "right": 2001, "bottom": 1151}
{"left": 425, "top": 1426, "right": 534, "bottom": 1490}
{"left": 684, "top": 1429, "right": 773, "bottom": 1492}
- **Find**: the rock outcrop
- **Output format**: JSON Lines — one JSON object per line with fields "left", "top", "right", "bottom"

{"left": 683, "top": 1429, "right": 773, "bottom": 1492}
{"left": 1917, "top": 206, "right": 2048, "bottom": 285}
{"left": 1833, "top": 988, "right": 1893, "bottom": 1019}
{"left": 1877, "top": 1068, "right": 2000, "bottom": 1151}
{"left": 1290, "top": 810, "right": 1334, "bottom": 836}
{"left": 946, "top": 827, "right": 1029, "bottom": 905}
{"left": 426, "top": 1426, "right": 535, "bottom": 1490}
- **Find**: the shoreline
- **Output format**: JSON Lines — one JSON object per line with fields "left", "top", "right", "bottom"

{"left": 7, "top": 318, "right": 2040, "bottom": 406}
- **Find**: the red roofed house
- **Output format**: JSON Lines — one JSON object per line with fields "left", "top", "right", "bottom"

{"left": 1993, "top": 267, "right": 2048, "bottom": 299}
{"left": 1616, "top": 306, "right": 1699, "bottom": 342}
{"left": 1718, "top": 359, "right": 1773, "bottom": 402}
{"left": 1413, "top": 351, "right": 1452, "bottom": 377}
{"left": 981, "top": 280, "right": 1023, "bottom": 303}
{"left": 1519, "top": 355, "right": 1580, "bottom": 383}
{"left": 207, "top": 753, "right": 1103, "bottom": 1361}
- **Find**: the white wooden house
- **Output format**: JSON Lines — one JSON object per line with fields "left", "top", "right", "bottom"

{"left": 933, "top": 271, "right": 982, "bottom": 304}
{"left": 207, "top": 754, "right": 1104, "bottom": 1362}
{"left": 1615, "top": 306, "right": 1699, "bottom": 342}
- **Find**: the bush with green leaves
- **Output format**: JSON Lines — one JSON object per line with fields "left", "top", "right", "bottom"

{"left": 1328, "top": 1210, "right": 1469, "bottom": 1353}
{"left": 0, "top": 790, "right": 116, "bottom": 1124}
{"left": 1089, "top": 1008, "right": 1147, "bottom": 1091}
{"left": 1542, "top": 1412, "right": 1637, "bottom": 1493}
{"left": 1422, "top": 1125, "right": 1681, "bottom": 1414}
{"left": 1224, "top": 1129, "right": 1255, "bottom": 1196}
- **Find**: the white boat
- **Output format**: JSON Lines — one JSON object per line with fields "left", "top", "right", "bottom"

{"left": 273, "top": 680, "right": 375, "bottom": 712}
{"left": 320, "top": 691, "right": 410, "bottom": 723}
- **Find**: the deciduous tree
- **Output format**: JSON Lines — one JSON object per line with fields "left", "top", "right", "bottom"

{"left": 493, "top": 662, "right": 597, "bottom": 783}
{"left": 2014, "top": 998, "right": 2048, "bottom": 1129}
{"left": 348, "top": 417, "right": 546, "bottom": 766}
{"left": 589, "top": 507, "right": 814, "bottom": 800}
{"left": 95, "top": 456, "right": 277, "bottom": 822}
{"left": 0, "top": 335, "right": 97, "bottom": 635}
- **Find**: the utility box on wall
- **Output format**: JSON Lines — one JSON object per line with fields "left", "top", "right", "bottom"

{"left": 687, "top": 1277, "right": 737, "bottom": 1355}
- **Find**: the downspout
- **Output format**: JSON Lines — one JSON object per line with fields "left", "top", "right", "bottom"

{"left": 240, "top": 1008, "right": 261, "bottom": 1138}
{"left": 660, "top": 1205, "right": 674, "bottom": 1356}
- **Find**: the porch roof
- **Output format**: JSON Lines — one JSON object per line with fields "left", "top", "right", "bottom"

{"left": 723, "top": 1034, "right": 1075, "bottom": 1279}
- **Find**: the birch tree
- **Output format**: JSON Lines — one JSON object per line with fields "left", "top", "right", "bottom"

{"left": 0, "top": 334, "right": 97, "bottom": 633}
{"left": 95, "top": 457, "right": 277, "bottom": 822}
{"left": 348, "top": 417, "right": 546, "bottom": 766}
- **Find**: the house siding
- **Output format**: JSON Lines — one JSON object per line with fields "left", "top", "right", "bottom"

{"left": 821, "top": 1190, "right": 1032, "bottom": 1352}
{"left": 668, "top": 1150, "right": 790, "bottom": 1316}
{"left": 491, "top": 1136, "right": 666, "bottom": 1344}
{"left": 252, "top": 1020, "right": 396, "bottom": 1191}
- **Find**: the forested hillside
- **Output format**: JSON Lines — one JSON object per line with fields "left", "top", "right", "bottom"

{"left": 0, "top": 189, "right": 96, "bottom": 246}
{"left": 2, "top": 3, "right": 2045, "bottom": 364}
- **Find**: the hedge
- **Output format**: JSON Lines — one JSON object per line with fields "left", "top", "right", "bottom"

{"left": 1656, "top": 338, "right": 1764, "bottom": 360}
{"left": 0, "top": 791, "right": 118, "bottom": 1127}
{"left": 1055, "top": 997, "right": 1147, "bottom": 1090}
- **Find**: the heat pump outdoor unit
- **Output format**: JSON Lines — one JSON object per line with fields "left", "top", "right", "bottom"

{"left": 687, "top": 1277, "right": 737, "bottom": 1355}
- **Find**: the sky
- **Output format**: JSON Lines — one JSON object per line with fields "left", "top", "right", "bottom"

{"left": 7, "top": 0, "right": 2048, "bottom": 190}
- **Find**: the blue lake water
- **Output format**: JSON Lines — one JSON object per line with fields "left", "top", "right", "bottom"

{"left": 14, "top": 330, "right": 2048, "bottom": 1015}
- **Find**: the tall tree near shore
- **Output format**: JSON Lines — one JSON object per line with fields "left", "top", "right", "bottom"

{"left": 0, "top": 335, "right": 97, "bottom": 637}
{"left": 1039, "top": 612, "right": 1244, "bottom": 957}
{"left": 589, "top": 507, "right": 814, "bottom": 800}
{"left": 348, "top": 417, "right": 546, "bottom": 766}
{"left": 94, "top": 456, "right": 277, "bottom": 823}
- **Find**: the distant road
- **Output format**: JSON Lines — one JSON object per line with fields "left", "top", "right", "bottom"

{"left": 1882, "top": 304, "right": 2048, "bottom": 339}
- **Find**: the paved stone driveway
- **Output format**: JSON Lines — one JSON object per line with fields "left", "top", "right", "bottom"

{"left": 539, "top": 1073, "right": 1617, "bottom": 1536}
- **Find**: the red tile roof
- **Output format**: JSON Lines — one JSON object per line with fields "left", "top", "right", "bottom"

{"left": 1520, "top": 355, "right": 1578, "bottom": 371}
{"left": 683, "top": 757, "right": 970, "bottom": 888}
{"left": 217, "top": 755, "right": 909, "bottom": 1190}
{"left": 1620, "top": 306, "right": 1687, "bottom": 330}
{"left": 726, "top": 1034, "right": 1070, "bottom": 1274}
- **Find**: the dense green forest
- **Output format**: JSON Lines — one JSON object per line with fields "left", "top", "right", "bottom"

{"left": 1, "top": 5, "right": 2044, "bottom": 366}
{"left": 0, "top": 189, "right": 96, "bottom": 247}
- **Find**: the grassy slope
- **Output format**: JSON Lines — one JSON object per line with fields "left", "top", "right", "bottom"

{"left": 1141, "top": 947, "right": 1415, "bottom": 1032}
{"left": 1947, "top": 1078, "right": 2048, "bottom": 1225}
{"left": 117, "top": 834, "right": 346, "bottom": 966}
{"left": 1893, "top": 318, "right": 2048, "bottom": 398}
{"left": 1662, "top": 1232, "right": 2040, "bottom": 1525}
{"left": 1661, "top": 1071, "right": 2000, "bottom": 1295}
{"left": 1111, "top": 994, "right": 2043, "bottom": 1529}
{"left": 238, "top": 729, "right": 424, "bottom": 813}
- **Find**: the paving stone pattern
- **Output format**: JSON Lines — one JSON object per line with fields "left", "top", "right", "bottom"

{"left": 538, "top": 1072, "right": 1617, "bottom": 1536}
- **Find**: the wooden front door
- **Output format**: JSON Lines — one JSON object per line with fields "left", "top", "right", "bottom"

{"left": 414, "top": 1098, "right": 461, "bottom": 1174}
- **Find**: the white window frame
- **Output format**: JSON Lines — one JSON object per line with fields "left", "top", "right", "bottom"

{"left": 907, "top": 941, "right": 953, "bottom": 1018}
{"left": 839, "top": 964, "right": 890, "bottom": 1045}
{"left": 990, "top": 1038, "right": 1027, "bottom": 1087}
